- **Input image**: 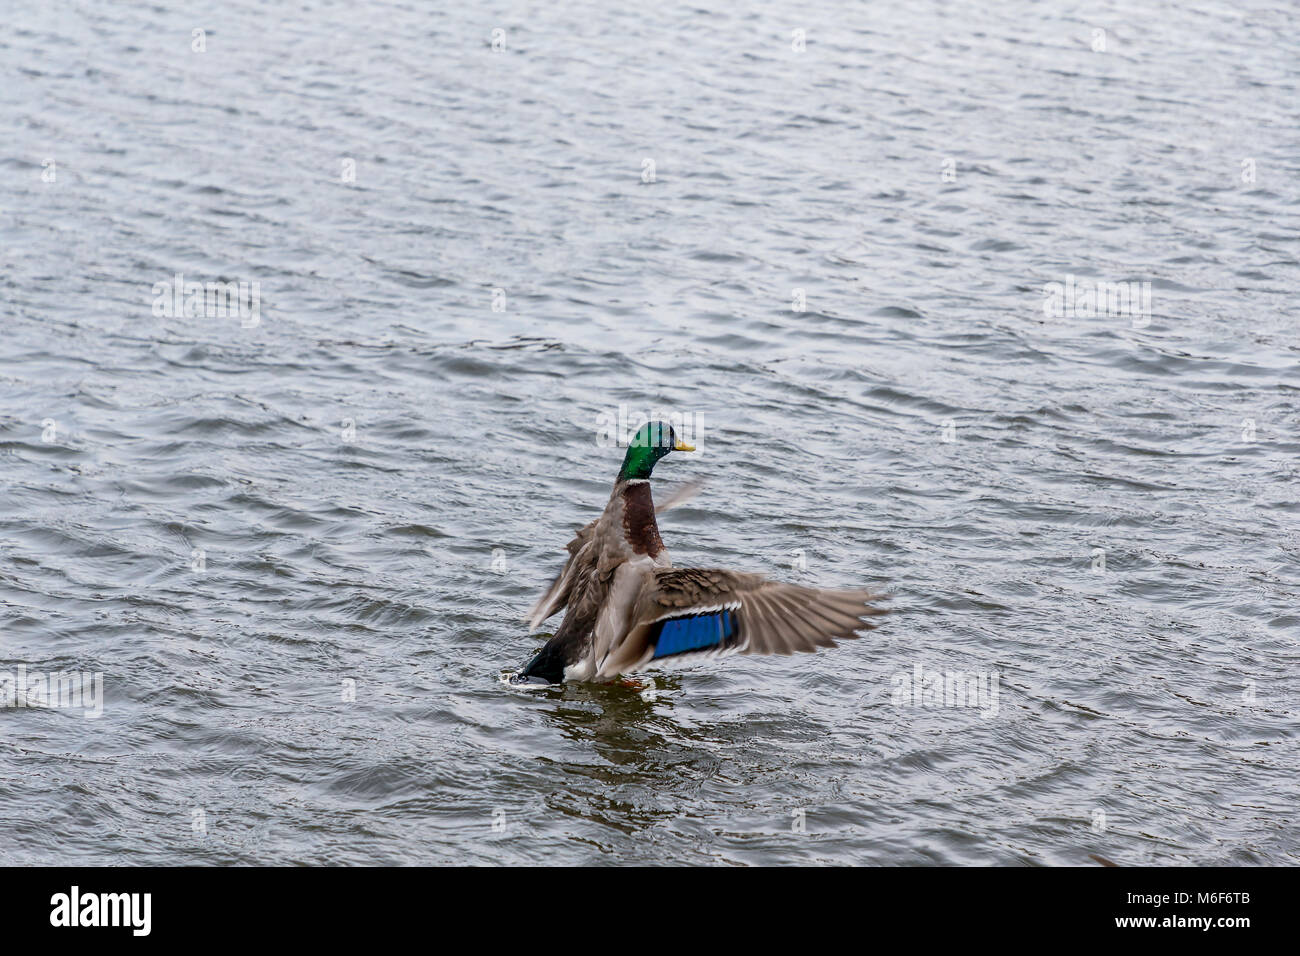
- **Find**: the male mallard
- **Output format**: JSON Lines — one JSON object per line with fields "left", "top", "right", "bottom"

{"left": 512, "top": 421, "right": 888, "bottom": 684}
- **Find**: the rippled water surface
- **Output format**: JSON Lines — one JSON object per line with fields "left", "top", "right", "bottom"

{"left": 2, "top": 0, "right": 1298, "bottom": 865}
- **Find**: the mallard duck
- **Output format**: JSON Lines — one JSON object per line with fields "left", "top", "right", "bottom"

{"left": 512, "top": 421, "right": 888, "bottom": 684}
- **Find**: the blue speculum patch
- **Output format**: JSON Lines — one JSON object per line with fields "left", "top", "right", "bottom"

{"left": 650, "top": 610, "right": 738, "bottom": 658}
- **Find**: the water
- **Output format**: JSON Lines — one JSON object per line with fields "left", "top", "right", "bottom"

{"left": 2, "top": 0, "right": 1297, "bottom": 865}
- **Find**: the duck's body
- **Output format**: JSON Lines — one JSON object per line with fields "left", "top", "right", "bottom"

{"left": 522, "top": 478, "right": 672, "bottom": 682}
{"left": 514, "top": 422, "right": 887, "bottom": 685}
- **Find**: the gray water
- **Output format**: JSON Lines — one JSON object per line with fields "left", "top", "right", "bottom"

{"left": 2, "top": 0, "right": 1298, "bottom": 866}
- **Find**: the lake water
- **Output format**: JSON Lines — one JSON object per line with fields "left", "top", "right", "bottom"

{"left": 2, "top": 0, "right": 1297, "bottom": 865}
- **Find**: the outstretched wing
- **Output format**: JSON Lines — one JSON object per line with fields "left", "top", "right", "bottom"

{"left": 595, "top": 567, "right": 888, "bottom": 676}
{"left": 652, "top": 479, "right": 703, "bottom": 514}
{"left": 524, "top": 481, "right": 705, "bottom": 632}
{"left": 524, "top": 519, "right": 596, "bottom": 631}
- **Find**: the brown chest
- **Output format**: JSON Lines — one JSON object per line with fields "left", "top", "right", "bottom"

{"left": 620, "top": 482, "right": 663, "bottom": 557}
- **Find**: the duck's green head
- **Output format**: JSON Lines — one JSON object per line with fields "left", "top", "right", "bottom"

{"left": 617, "top": 421, "right": 694, "bottom": 481}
